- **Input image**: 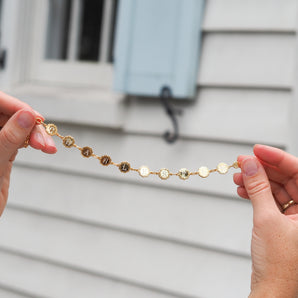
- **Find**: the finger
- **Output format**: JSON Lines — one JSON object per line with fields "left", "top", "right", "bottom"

{"left": 237, "top": 174, "right": 293, "bottom": 208}
{"left": 237, "top": 186, "right": 249, "bottom": 199}
{"left": 241, "top": 157, "right": 279, "bottom": 218}
{"left": 9, "top": 150, "right": 18, "bottom": 162}
{"left": 0, "top": 91, "right": 32, "bottom": 115}
{"left": 259, "top": 164, "right": 298, "bottom": 202}
{"left": 237, "top": 155, "right": 251, "bottom": 167}
{"left": 270, "top": 181, "right": 291, "bottom": 204}
{"left": 254, "top": 144, "right": 298, "bottom": 177}
{"left": 33, "top": 110, "right": 44, "bottom": 122}
{"left": 0, "top": 113, "right": 9, "bottom": 127}
{"left": 284, "top": 204, "right": 298, "bottom": 216}
{"left": 233, "top": 173, "right": 244, "bottom": 186}
{"left": 29, "top": 125, "right": 46, "bottom": 150}
{"left": 0, "top": 109, "right": 36, "bottom": 164}
{"left": 42, "top": 133, "right": 57, "bottom": 154}
{"left": 270, "top": 180, "right": 292, "bottom": 210}
{"left": 260, "top": 164, "right": 288, "bottom": 185}
{"left": 30, "top": 125, "right": 57, "bottom": 154}
{"left": 0, "top": 162, "right": 13, "bottom": 216}
{"left": 0, "top": 92, "right": 45, "bottom": 123}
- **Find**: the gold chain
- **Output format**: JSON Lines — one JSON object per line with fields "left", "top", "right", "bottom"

{"left": 28, "top": 118, "right": 239, "bottom": 180}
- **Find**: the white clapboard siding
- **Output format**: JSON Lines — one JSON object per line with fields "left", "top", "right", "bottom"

{"left": 124, "top": 88, "right": 290, "bottom": 145}
{"left": 16, "top": 130, "right": 253, "bottom": 198}
{"left": 198, "top": 33, "right": 295, "bottom": 88}
{"left": 0, "top": 249, "right": 176, "bottom": 298}
{"left": 0, "top": 208, "right": 251, "bottom": 298}
{"left": 203, "top": 0, "right": 297, "bottom": 31}
{"left": 10, "top": 165, "right": 252, "bottom": 256}
{"left": 0, "top": 287, "right": 30, "bottom": 298}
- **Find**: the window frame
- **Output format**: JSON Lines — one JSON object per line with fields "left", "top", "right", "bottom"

{"left": 0, "top": 0, "right": 124, "bottom": 129}
{"left": 28, "top": 0, "right": 115, "bottom": 89}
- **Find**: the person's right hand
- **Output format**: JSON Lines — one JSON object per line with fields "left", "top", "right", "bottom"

{"left": 234, "top": 145, "right": 298, "bottom": 297}
{"left": 0, "top": 91, "right": 56, "bottom": 215}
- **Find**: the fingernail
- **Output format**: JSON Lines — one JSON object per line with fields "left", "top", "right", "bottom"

{"left": 35, "top": 132, "right": 45, "bottom": 147}
{"left": 46, "top": 136, "right": 56, "bottom": 148}
{"left": 242, "top": 158, "right": 258, "bottom": 177}
{"left": 17, "top": 110, "right": 35, "bottom": 129}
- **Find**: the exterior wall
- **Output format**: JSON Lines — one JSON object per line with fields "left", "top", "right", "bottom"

{"left": 0, "top": 1, "right": 297, "bottom": 297}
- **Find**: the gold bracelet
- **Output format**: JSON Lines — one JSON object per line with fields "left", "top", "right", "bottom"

{"left": 30, "top": 118, "right": 239, "bottom": 180}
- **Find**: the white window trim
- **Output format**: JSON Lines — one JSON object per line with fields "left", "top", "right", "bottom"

{"left": 1, "top": 0, "right": 125, "bottom": 128}
{"left": 28, "top": 1, "right": 114, "bottom": 89}
{"left": 10, "top": 83, "right": 126, "bottom": 128}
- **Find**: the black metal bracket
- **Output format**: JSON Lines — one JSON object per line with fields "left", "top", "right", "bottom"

{"left": 160, "top": 86, "right": 182, "bottom": 144}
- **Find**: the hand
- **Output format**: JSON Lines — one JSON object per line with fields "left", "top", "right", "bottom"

{"left": 0, "top": 91, "right": 56, "bottom": 216}
{"left": 234, "top": 145, "right": 298, "bottom": 297}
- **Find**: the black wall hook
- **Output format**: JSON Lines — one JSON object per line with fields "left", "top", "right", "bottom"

{"left": 160, "top": 86, "right": 181, "bottom": 144}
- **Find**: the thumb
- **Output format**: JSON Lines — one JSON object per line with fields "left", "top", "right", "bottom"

{"left": 0, "top": 109, "right": 36, "bottom": 164}
{"left": 241, "top": 157, "right": 278, "bottom": 217}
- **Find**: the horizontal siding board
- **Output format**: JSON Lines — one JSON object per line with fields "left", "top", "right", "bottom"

{"left": 0, "top": 288, "right": 31, "bottom": 298}
{"left": 203, "top": 0, "right": 297, "bottom": 31}
{"left": 16, "top": 132, "right": 253, "bottom": 197}
{"left": 10, "top": 165, "right": 252, "bottom": 256}
{"left": 0, "top": 250, "right": 176, "bottom": 298}
{"left": 0, "top": 209, "right": 251, "bottom": 298}
{"left": 198, "top": 33, "right": 295, "bottom": 88}
{"left": 124, "top": 88, "right": 290, "bottom": 146}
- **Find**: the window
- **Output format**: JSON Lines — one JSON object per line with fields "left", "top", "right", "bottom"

{"left": 29, "top": 0, "right": 118, "bottom": 88}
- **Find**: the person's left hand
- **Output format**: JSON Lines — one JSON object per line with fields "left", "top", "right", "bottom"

{"left": 0, "top": 91, "right": 56, "bottom": 215}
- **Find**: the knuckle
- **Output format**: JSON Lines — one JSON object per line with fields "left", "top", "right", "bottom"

{"left": 1, "top": 128, "right": 20, "bottom": 149}
{"left": 246, "top": 179, "right": 271, "bottom": 197}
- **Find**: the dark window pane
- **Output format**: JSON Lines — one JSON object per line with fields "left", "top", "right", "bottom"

{"left": 78, "top": 0, "right": 104, "bottom": 61}
{"left": 108, "top": 0, "right": 118, "bottom": 62}
{"left": 45, "top": 0, "right": 71, "bottom": 60}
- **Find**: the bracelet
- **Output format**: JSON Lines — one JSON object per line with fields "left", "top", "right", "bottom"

{"left": 27, "top": 118, "right": 239, "bottom": 181}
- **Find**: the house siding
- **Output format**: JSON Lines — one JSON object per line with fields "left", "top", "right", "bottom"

{"left": 1, "top": 0, "right": 297, "bottom": 297}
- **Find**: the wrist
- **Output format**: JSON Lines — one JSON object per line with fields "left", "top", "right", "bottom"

{"left": 249, "top": 279, "right": 298, "bottom": 298}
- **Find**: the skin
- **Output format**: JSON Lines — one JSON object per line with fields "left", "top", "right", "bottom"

{"left": 0, "top": 91, "right": 56, "bottom": 216}
{"left": 234, "top": 145, "right": 298, "bottom": 297}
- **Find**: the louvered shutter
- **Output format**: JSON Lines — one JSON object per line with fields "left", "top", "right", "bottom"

{"left": 113, "top": 0, "right": 205, "bottom": 99}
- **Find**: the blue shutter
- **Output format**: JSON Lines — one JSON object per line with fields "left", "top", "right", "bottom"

{"left": 113, "top": 0, "right": 205, "bottom": 99}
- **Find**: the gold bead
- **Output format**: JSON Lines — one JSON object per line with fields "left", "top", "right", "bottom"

{"left": 119, "top": 162, "right": 131, "bottom": 173}
{"left": 139, "top": 166, "right": 150, "bottom": 177}
{"left": 232, "top": 161, "right": 239, "bottom": 169}
{"left": 198, "top": 166, "right": 210, "bottom": 178}
{"left": 100, "top": 155, "right": 112, "bottom": 166}
{"left": 217, "top": 162, "right": 229, "bottom": 174}
{"left": 45, "top": 124, "right": 58, "bottom": 136}
{"left": 178, "top": 168, "right": 190, "bottom": 180}
{"left": 81, "top": 146, "right": 93, "bottom": 158}
{"left": 63, "top": 136, "right": 75, "bottom": 148}
{"left": 159, "top": 168, "right": 170, "bottom": 180}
